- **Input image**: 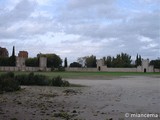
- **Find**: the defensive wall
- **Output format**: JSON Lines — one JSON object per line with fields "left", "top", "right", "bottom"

{"left": 0, "top": 57, "right": 159, "bottom": 72}
{"left": 65, "top": 59, "right": 159, "bottom": 73}
{"left": 0, "top": 56, "right": 51, "bottom": 72}
{"left": 0, "top": 66, "right": 51, "bottom": 72}
{"left": 65, "top": 67, "right": 97, "bottom": 72}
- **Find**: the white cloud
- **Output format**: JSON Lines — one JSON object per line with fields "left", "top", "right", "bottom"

{"left": 139, "top": 36, "right": 153, "bottom": 42}
{"left": 0, "top": 0, "right": 159, "bottom": 62}
{"left": 141, "top": 43, "right": 158, "bottom": 50}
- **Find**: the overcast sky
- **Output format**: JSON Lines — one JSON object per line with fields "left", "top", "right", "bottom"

{"left": 0, "top": 0, "right": 160, "bottom": 63}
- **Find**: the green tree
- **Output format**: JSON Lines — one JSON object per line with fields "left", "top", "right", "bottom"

{"left": 0, "top": 57, "right": 10, "bottom": 66}
{"left": 104, "top": 56, "right": 112, "bottom": 67}
{"left": 70, "top": 62, "right": 82, "bottom": 67}
{"left": 105, "top": 53, "right": 132, "bottom": 68}
{"left": 135, "top": 54, "right": 142, "bottom": 66}
{"left": 150, "top": 59, "right": 160, "bottom": 69}
{"left": 25, "top": 58, "right": 39, "bottom": 67}
{"left": 37, "top": 53, "right": 62, "bottom": 68}
{"left": 9, "top": 46, "right": 16, "bottom": 66}
{"left": 85, "top": 55, "right": 97, "bottom": 68}
{"left": 64, "top": 57, "right": 68, "bottom": 68}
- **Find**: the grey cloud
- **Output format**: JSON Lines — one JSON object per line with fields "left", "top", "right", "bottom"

{"left": 63, "top": 11, "right": 159, "bottom": 42}
{"left": 0, "top": 0, "right": 61, "bottom": 40}
{"left": 57, "top": 0, "right": 122, "bottom": 24}
{"left": 67, "top": 0, "right": 115, "bottom": 10}
{"left": 0, "top": 0, "right": 37, "bottom": 39}
{"left": 0, "top": 0, "right": 159, "bottom": 60}
{"left": 0, "top": 0, "right": 36, "bottom": 27}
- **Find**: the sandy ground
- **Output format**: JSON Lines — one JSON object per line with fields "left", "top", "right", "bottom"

{"left": 0, "top": 76, "right": 160, "bottom": 120}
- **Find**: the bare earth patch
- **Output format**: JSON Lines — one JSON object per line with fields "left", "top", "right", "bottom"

{"left": 0, "top": 76, "right": 160, "bottom": 120}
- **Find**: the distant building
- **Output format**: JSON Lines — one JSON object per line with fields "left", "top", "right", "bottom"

{"left": 18, "top": 51, "right": 28, "bottom": 58}
{"left": 0, "top": 47, "right": 9, "bottom": 57}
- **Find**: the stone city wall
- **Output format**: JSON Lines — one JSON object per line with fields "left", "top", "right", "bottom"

{"left": 103, "top": 68, "right": 137, "bottom": 72}
{"left": 0, "top": 66, "right": 51, "bottom": 72}
{"left": 65, "top": 67, "right": 97, "bottom": 72}
{"left": 154, "top": 69, "right": 160, "bottom": 72}
{"left": 65, "top": 67, "right": 137, "bottom": 72}
{"left": 65, "top": 67, "right": 159, "bottom": 72}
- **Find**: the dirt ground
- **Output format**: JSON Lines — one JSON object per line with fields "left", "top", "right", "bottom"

{"left": 0, "top": 76, "right": 160, "bottom": 120}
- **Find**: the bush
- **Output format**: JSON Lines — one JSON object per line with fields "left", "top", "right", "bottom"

{"left": 0, "top": 72, "right": 70, "bottom": 93}
{"left": 15, "top": 74, "right": 29, "bottom": 85}
{"left": 15, "top": 72, "right": 49, "bottom": 86}
{"left": 62, "top": 80, "right": 70, "bottom": 87}
{"left": 0, "top": 72, "right": 20, "bottom": 93}
{"left": 51, "top": 76, "right": 70, "bottom": 87}
{"left": 58, "top": 67, "right": 65, "bottom": 72}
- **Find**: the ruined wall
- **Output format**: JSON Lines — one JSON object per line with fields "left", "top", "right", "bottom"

{"left": 0, "top": 66, "right": 51, "bottom": 72}
{"left": 0, "top": 56, "right": 50, "bottom": 72}
{"left": 103, "top": 68, "right": 137, "bottom": 72}
{"left": 65, "top": 67, "right": 97, "bottom": 72}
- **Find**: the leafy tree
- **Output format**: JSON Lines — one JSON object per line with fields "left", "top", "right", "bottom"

{"left": 64, "top": 57, "right": 68, "bottom": 68}
{"left": 104, "top": 53, "right": 132, "bottom": 68}
{"left": 135, "top": 54, "right": 142, "bottom": 66}
{"left": 0, "top": 57, "right": 10, "bottom": 66}
{"left": 85, "top": 55, "right": 97, "bottom": 68}
{"left": 114, "top": 53, "right": 132, "bottom": 67}
{"left": 150, "top": 59, "right": 160, "bottom": 69}
{"left": 38, "top": 54, "right": 62, "bottom": 68}
{"left": 104, "top": 56, "right": 112, "bottom": 67}
{"left": 70, "top": 62, "right": 82, "bottom": 67}
{"left": 25, "top": 58, "right": 39, "bottom": 67}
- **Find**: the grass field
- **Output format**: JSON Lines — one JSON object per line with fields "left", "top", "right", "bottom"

{"left": 1, "top": 71, "right": 159, "bottom": 79}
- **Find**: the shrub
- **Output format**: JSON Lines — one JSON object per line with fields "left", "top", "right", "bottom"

{"left": 33, "top": 74, "right": 49, "bottom": 85}
{"left": 15, "top": 72, "right": 49, "bottom": 86}
{"left": 62, "top": 80, "right": 70, "bottom": 87}
{"left": 0, "top": 72, "right": 70, "bottom": 94}
{"left": 15, "top": 74, "right": 29, "bottom": 85}
{"left": 58, "top": 67, "right": 65, "bottom": 72}
{"left": 0, "top": 72, "right": 20, "bottom": 93}
{"left": 51, "top": 76, "right": 70, "bottom": 87}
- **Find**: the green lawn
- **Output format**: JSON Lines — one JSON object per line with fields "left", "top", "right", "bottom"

{"left": 1, "top": 71, "right": 158, "bottom": 79}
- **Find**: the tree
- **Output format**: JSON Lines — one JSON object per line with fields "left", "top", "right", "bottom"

{"left": 104, "top": 56, "right": 112, "bottom": 67}
{"left": 25, "top": 58, "right": 39, "bottom": 67}
{"left": 139, "top": 55, "right": 142, "bottom": 65}
{"left": 37, "top": 54, "right": 62, "bottom": 68}
{"left": 118, "top": 53, "right": 132, "bottom": 67}
{"left": 9, "top": 46, "right": 16, "bottom": 66}
{"left": 107, "top": 53, "right": 132, "bottom": 68}
{"left": 150, "top": 59, "right": 160, "bottom": 69}
{"left": 0, "top": 57, "right": 10, "bottom": 66}
{"left": 64, "top": 57, "right": 68, "bottom": 68}
{"left": 135, "top": 54, "right": 142, "bottom": 66}
{"left": 70, "top": 62, "right": 82, "bottom": 68}
{"left": 85, "top": 55, "right": 97, "bottom": 68}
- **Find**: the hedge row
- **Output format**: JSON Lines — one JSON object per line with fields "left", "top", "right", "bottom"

{"left": 0, "top": 72, "right": 70, "bottom": 93}
{"left": 0, "top": 72, "right": 20, "bottom": 93}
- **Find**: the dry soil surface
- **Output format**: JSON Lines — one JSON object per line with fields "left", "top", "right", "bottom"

{"left": 0, "top": 76, "right": 160, "bottom": 120}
